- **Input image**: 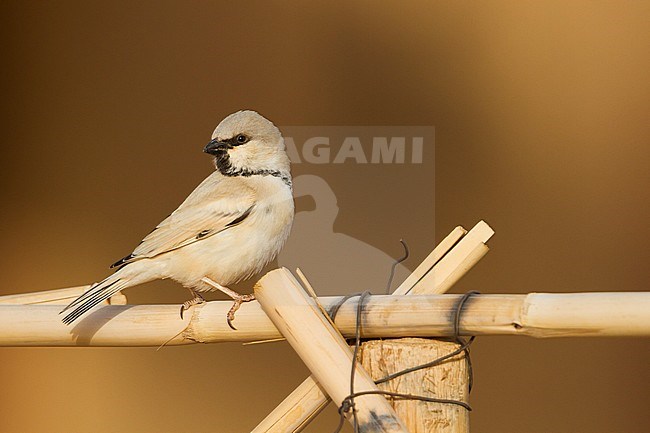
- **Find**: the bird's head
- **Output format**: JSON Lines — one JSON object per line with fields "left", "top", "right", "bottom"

{"left": 204, "top": 110, "right": 290, "bottom": 176}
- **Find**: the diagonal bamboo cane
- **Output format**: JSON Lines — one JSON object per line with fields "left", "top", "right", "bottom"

{"left": 255, "top": 269, "right": 411, "bottom": 433}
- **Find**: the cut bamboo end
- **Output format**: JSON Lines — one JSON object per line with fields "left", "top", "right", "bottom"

{"left": 392, "top": 225, "right": 467, "bottom": 296}
{"left": 408, "top": 220, "right": 494, "bottom": 295}
{"left": 254, "top": 268, "right": 409, "bottom": 433}
{"left": 108, "top": 291, "right": 128, "bottom": 305}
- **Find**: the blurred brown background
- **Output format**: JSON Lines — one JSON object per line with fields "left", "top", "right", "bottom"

{"left": 1, "top": 1, "right": 648, "bottom": 432}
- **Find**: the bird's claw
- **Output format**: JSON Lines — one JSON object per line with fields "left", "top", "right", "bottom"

{"left": 227, "top": 315, "right": 237, "bottom": 331}
{"left": 180, "top": 295, "right": 206, "bottom": 319}
{"left": 226, "top": 293, "right": 255, "bottom": 331}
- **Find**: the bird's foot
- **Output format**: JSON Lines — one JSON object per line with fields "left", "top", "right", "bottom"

{"left": 226, "top": 293, "right": 256, "bottom": 330}
{"left": 201, "top": 277, "right": 255, "bottom": 330}
{"left": 180, "top": 293, "right": 206, "bottom": 319}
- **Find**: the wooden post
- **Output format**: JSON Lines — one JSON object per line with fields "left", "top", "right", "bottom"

{"left": 360, "top": 338, "right": 469, "bottom": 433}
{"left": 255, "top": 268, "right": 410, "bottom": 433}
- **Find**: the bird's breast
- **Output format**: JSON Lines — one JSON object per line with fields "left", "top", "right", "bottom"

{"left": 167, "top": 178, "right": 294, "bottom": 288}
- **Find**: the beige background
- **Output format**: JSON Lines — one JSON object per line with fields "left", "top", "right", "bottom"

{"left": 1, "top": 2, "right": 649, "bottom": 432}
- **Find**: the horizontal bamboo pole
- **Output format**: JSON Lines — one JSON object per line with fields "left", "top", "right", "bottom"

{"left": 255, "top": 268, "right": 409, "bottom": 433}
{"left": 1, "top": 292, "right": 649, "bottom": 346}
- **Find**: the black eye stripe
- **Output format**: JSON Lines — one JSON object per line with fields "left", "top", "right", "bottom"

{"left": 224, "top": 134, "right": 250, "bottom": 146}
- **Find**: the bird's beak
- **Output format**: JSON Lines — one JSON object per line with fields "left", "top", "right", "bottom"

{"left": 204, "top": 138, "right": 230, "bottom": 155}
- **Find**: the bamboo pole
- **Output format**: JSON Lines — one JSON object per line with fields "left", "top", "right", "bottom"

{"left": 253, "top": 222, "right": 491, "bottom": 433}
{"left": 250, "top": 378, "right": 331, "bottom": 433}
{"left": 1, "top": 292, "right": 649, "bottom": 346}
{"left": 0, "top": 285, "right": 89, "bottom": 305}
{"left": 360, "top": 338, "right": 469, "bottom": 433}
{"left": 397, "top": 220, "right": 494, "bottom": 296}
{"left": 0, "top": 285, "right": 127, "bottom": 305}
{"left": 391, "top": 225, "right": 467, "bottom": 295}
{"left": 254, "top": 268, "right": 410, "bottom": 433}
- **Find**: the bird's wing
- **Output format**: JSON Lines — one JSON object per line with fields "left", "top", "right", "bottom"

{"left": 111, "top": 176, "right": 256, "bottom": 267}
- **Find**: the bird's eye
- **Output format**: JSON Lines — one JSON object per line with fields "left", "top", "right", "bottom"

{"left": 235, "top": 134, "right": 249, "bottom": 144}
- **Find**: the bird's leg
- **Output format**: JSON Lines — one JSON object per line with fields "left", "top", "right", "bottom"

{"left": 201, "top": 277, "right": 256, "bottom": 330}
{"left": 180, "top": 288, "right": 206, "bottom": 319}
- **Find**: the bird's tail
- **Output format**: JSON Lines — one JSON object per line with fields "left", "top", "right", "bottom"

{"left": 60, "top": 271, "right": 131, "bottom": 325}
